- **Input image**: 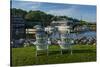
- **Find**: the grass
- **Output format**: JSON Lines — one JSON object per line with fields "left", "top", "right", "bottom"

{"left": 11, "top": 45, "right": 96, "bottom": 66}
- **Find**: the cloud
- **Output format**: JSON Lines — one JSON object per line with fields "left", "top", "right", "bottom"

{"left": 12, "top": 1, "right": 42, "bottom": 11}
{"left": 45, "top": 5, "right": 78, "bottom": 17}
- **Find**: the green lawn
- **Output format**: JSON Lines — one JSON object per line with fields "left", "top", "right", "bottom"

{"left": 11, "top": 45, "right": 96, "bottom": 66}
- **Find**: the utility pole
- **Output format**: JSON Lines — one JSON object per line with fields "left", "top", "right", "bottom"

{"left": 41, "top": 14, "right": 45, "bottom": 28}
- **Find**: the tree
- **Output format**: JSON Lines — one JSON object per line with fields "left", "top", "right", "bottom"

{"left": 44, "top": 14, "right": 54, "bottom": 26}
{"left": 25, "top": 10, "right": 46, "bottom": 22}
{"left": 25, "top": 10, "right": 54, "bottom": 26}
{"left": 11, "top": 8, "right": 27, "bottom": 18}
{"left": 73, "top": 18, "right": 80, "bottom": 22}
{"left": 80, "top": 20, "right": 88, "bottom": 25}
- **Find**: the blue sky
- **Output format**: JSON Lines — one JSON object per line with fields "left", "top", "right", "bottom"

{"left": 11, "top": 1, "right": 96, "bottom": 22}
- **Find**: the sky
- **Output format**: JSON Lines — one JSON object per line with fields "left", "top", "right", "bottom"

{"left": 11, "top": 1, "right": 96, "bottom": 22}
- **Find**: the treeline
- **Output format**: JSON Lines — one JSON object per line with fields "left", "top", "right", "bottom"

{"left": 11, "top": 8, "right": 89, "bottom": 28}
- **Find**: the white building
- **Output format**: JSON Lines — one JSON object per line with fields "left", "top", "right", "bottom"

{"left": 26, "top": 28, "right": 36, "bottom": 39}
{"left": 51, "top": 19, "right": 73, "bottom": 33}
